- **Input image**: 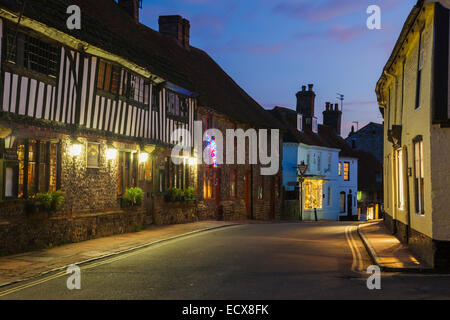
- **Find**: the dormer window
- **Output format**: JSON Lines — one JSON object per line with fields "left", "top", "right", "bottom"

{"left": 166, "top": 91, "right": 188, "bottom": 119}
{"left": 97, "top": 60, "right": 150, "bottom": 105}
{"left": 5, "top": 28, "right": 59, "bottom": 79}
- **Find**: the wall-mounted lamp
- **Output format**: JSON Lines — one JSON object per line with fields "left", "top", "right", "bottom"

{"left": 69, "top": 139, "right": 83, "bottom": 157}
{"left": 4, "top": 135, "right": 16, "bottom": 149}
{"left": 106, "top": 143, "right": 118, "bottom": 161}
{"left": 139, "top": 152, "right": 149, "bottom": 163}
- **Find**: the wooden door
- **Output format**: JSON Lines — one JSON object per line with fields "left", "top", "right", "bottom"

{"left": 347, "top": 194, "right": 353, "bottom": 217}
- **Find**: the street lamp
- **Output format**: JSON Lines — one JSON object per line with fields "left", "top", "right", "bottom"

{"left": 297, "top": 161, "right": 308, "bottom": 221}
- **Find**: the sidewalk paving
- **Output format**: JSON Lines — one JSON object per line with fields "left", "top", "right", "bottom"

{"left": 358, "top": 221, "right": 432, "bottom": 272}
{"left": 0, "top": 220, "right": 238, "bottom": 287}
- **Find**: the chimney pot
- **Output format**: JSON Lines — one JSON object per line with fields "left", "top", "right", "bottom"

{"left": 335, "top": 103, "right": 339, "bottom": 111}
{"left": 308, "top": 84, "right": 313, "bottom": 91}
{"left": 296, "top": 83, "right": 316, "bottom": 116}
{"left": 159, "top": 15, "right": 191, "bottom": 48}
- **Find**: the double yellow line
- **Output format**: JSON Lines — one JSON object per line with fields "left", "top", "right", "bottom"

{"left": 345, "top": 225, "right": 364, "bottom": 273}
{"left": 0, "top": 248, "right": 141, "bottom": 298}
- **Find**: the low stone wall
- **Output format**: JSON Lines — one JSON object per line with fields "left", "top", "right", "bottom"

{"left": 0, "top": 207, "right": 150, "bottom": 256}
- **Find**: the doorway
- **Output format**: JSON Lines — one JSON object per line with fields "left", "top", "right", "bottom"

{"left": 347, "top": 194, "right": 353, "bottom": 217}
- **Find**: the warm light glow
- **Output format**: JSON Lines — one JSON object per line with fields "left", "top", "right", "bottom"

{"left": 139, "top": 152, "right": 149, "bottom": 163}
{"left": 188, "top": 157, "right": 197, "bottom": 166}
{"left": 304, "top": 179, "right": 324, "bottom": 210}
{"left": 205, "top": 135, "right": 217, "bottom": 168}
{"left": 4, "top": 135, "right": 15, "bottom": 149}
{"left": 106, "top": 148, "right": 118, "bottom": 161}
{"left": 70, "top": 143, "right": 83, "bottom": 157}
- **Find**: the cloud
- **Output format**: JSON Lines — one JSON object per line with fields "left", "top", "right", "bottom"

{"left": 293, "top": 24, "right": 366, "bottom": 43}
{"left": 273, "top": 0, "right": 366, "bottom": 22}
{"left": 327, "top": 24, "right": 366, "bottom": 42}
{"left": 208, "top": 39, "right": 288, "bottom": 55}
{"left": 273, "top": 0, "right": 403, "bottom": 22}
{"left": 191, "top": 13, "right": 227, "bottom": 37}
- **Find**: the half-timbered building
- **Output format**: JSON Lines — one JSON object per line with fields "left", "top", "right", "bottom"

{"left": 0, "top": 0, "right": 283, "bottom": 255}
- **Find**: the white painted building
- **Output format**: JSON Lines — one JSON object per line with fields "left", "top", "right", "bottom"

{"left": 271, "top": 85, "right": 359, "bottom": 221}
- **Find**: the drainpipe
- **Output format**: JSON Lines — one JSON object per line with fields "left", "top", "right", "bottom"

{"left": 404, "top": 147, "right": 412, "bottom": 243}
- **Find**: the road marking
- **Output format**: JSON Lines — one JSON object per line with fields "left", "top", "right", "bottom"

{"left": 0, "top": 227, "right": 230, "bottom": 297}
{"left": 345, "top": 225, "right": 364, "bottom": 273}
{"left": 0, "top": 270, "right": 66, "bottom": 297}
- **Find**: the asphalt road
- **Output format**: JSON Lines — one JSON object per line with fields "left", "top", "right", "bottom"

{"left": 1, "top": 222, "right": 450, "bottom": 300}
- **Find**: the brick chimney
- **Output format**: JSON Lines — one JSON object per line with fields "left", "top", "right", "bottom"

{"left": 323, "top": 102, "right": 343, "bottom": 136}
{"left": 296, "top": 84, "right": 316, "bottom": 117}
{"left": 118, "top": 0, "right": 141, "bottom": 22}
{"left": 158, "top": 15, "right": 190, "bottom": 48}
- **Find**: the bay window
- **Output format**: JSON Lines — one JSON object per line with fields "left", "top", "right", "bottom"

{"left": 304, "top": 179, "right": 323, "bottom": 210}
{"left": 7, "top": 139, "right": 60, "bottom": 199}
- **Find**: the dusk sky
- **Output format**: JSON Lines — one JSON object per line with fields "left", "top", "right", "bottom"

{"left": 141, "top": 0, "right": 416, "bottom": 138}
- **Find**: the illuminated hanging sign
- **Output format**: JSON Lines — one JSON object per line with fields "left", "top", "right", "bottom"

{"left": 205, "top": 135, "right": 217, "bottom": 168}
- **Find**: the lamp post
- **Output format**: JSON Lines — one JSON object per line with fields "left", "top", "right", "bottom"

{"left": 297, "top": 161, "right": 308, "bottom": 221}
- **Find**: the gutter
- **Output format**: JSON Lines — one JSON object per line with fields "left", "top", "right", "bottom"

{"left": 375, "top": 1, "right": 424, "bottom": 108}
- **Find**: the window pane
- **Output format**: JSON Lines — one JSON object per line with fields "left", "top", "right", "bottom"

{"left": 304, "top": 180, "right": 323, "bottom": 210}
{"left": 97, "top": 61, "right": 106, "bottom": 90}
{"left": 17, "top": 142, "right": 25, "bottom": 198}
{"left": 49, "top": 143, "right": 58, "bottom": 192}
{"left": 24, "top": 35, "right": 59, "bottom": 77}
{"left": 27, "top": 141, "right": 37, "bottom": 196}
{"left": 104, "top": 63, "right": 112, "bottom": 92}
{"left": 344, "top": 162, "right": 350, "bottom": 181}
{"left": 111, "top": 66, "right": 121, "bottom": 94}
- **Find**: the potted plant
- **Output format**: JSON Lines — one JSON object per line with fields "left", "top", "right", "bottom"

{"left": 27, "top": 190, "right": 65, "bottom": 216}
{"left": 165, "top": 187, "right": 184, "bottom": 202}
{"left": 123, "top": 187, "right": 144, "bottom": 208}
{"left": 183, "top": 187, "right": 196, "bottom": 201}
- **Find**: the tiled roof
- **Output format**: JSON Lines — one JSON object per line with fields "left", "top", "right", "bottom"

{"left": 1, "top": 0, "right": 281, "bottom": 128}
{"left": 269, "top": 106, "right": 359, "bottom": 158}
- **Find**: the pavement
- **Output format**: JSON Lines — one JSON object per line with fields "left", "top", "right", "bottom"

{"left": 0, "top": 220, "right": 238, "bottom": 288}
{"left": 358, "top": 220, "right": 432, "bottom": 272}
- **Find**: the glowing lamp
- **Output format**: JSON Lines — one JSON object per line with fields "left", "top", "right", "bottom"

{"left": 69, "top": 143, "right": 83, "bottom": 157}
{"left": 4, "top": 135, "right": 15, "bottom": 149}
{"left": 139, "top": 152, "right": 149, "bottom": 163}
{"left": 106, "top": 147, "right": 118, "bottom": 161}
